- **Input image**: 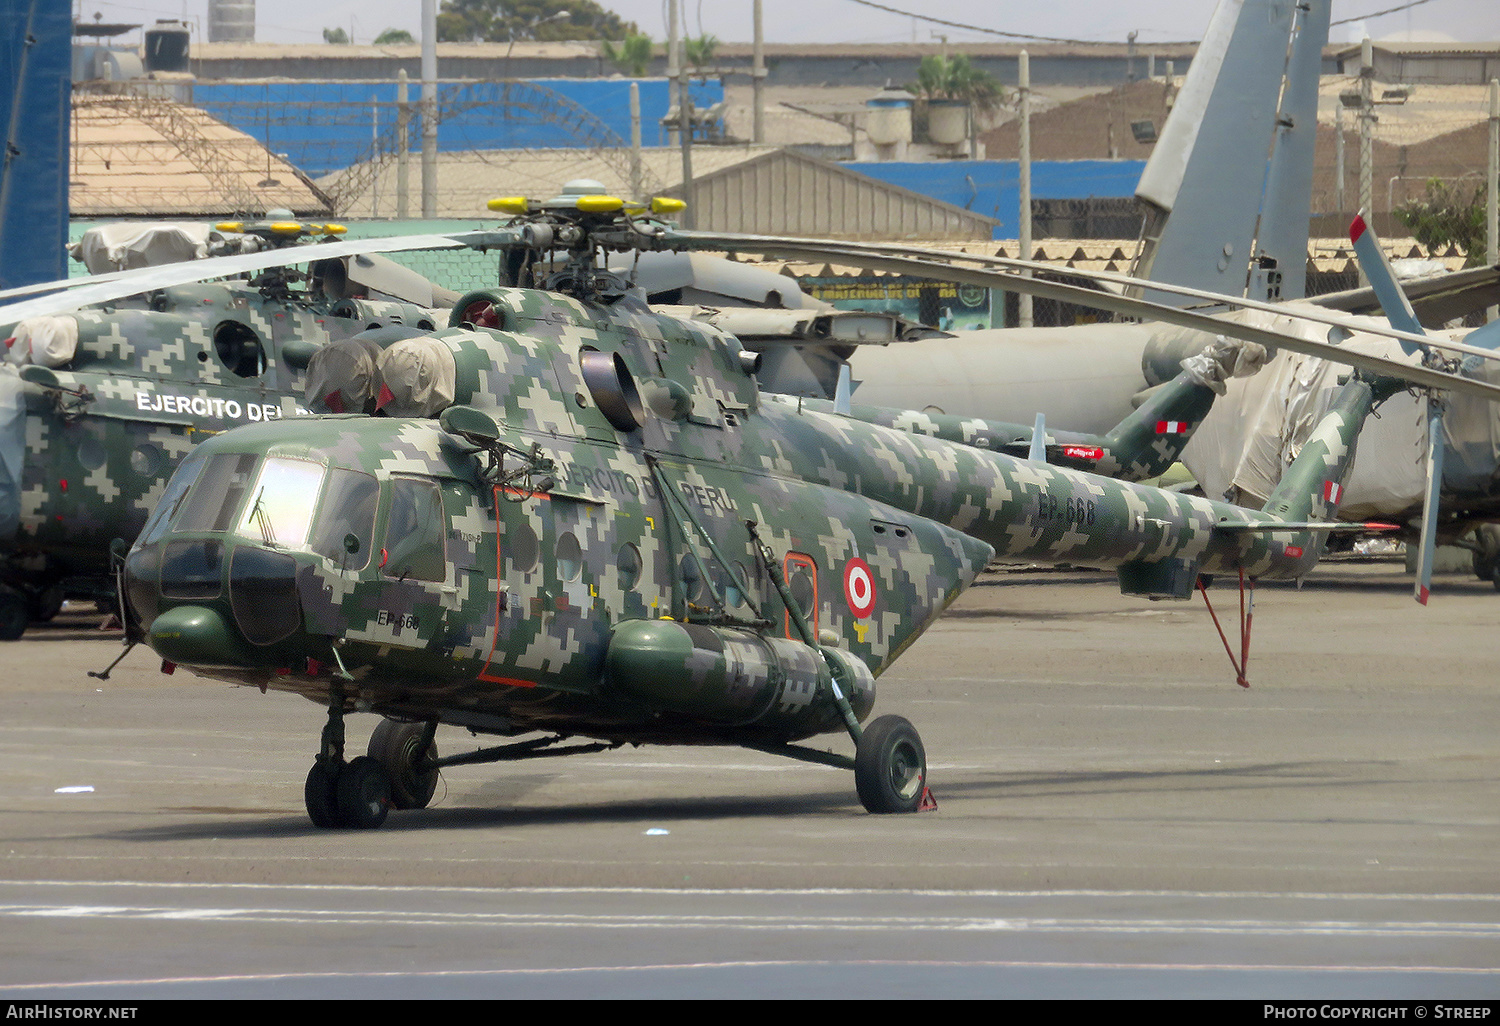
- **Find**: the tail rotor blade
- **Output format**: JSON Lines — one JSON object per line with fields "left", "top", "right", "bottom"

{"left": 1348, "top": 213, "right": 1428, "bottom": 355}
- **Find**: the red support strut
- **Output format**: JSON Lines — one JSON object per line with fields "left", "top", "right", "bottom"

{"left": 1197, "top": 568, "right": 1254, "bottom": 689}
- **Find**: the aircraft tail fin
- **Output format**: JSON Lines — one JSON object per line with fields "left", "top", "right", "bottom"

{"left": 1132, "top": 0, "right": 1311, "bottom": 304}
{"left": 1260, "top": 374, "right": 1396, "bottom": 525}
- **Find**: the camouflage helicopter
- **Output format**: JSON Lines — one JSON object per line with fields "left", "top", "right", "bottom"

{"left": 24, "top": 189, "right": 1491, "bottom": 830}
{"left": 0, "top": 217, "right": 469, "bottom": 638}
{"left": 0, "top": 200, "right": 1261, "bottom": 643}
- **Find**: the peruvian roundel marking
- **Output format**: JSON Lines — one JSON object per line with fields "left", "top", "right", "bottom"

{"left": 844, "top": 558, "right": 877, "bottom": 619}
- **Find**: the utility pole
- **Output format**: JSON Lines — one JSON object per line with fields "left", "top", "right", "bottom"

{"left": 421, "top": 0, "right": 437, "bottom": 219}
{"left": 1489, "top": 79, "right": 1498, "bottom": 322}
{"left": 673, "top": 0, "right": 694, "bottom": 228}
{"left": 1334, "top": 102, "right": 1345, "bottom": 219}
{"left": 1358, "top": 37, "right": 1374, "bottom": 286}
{"left": 1018, "top": 50, "right": 1033, "bottom": 328}
{"left": 396, "top": 68, "right": 409, "bottom": 219}
{"left": 630, "top": 81, "right": 642, "bottom": 200}
{"left": 752, "top": 0, "right": 765, "bottom": 145}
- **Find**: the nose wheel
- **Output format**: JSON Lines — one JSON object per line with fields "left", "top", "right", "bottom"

{"left": 303, "top": 692, "right": 394, "bottom": 829}
{"left": 304, "top": 757, "right": 392, "bottom": 829}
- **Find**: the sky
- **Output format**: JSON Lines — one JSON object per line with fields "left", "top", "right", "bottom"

{"left": 72, "top": 0, "right": 1500, "bottom": 48}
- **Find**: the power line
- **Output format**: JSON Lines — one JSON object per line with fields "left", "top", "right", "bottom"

{"left": 1332, "top": 0, "right": 1441, "bottom": 27}
{"left": 840, "top": 0, "right": 1196, "bottom": 46}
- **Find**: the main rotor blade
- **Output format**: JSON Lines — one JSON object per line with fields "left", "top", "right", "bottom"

{"left": 670, "top": 230, "right": 1500, "bottom": 365}
{"left": 668, "top": 238, "right": 1500, "bottom": 403}
{"left": 1415, "top": 400, "right": 1446, "bottom": 605}
{"left": 0, "top": 232, "right": 498, "bottom": 324}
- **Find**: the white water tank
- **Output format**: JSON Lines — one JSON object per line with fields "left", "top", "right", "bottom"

{"left": 926, "top": 99, "right": 969, "bottom": 146}
{"left": 865, "top": 87, "right": 913, "bottom": 146}
{"left": 208, "top": 0, "right": 254, "bottom": 43}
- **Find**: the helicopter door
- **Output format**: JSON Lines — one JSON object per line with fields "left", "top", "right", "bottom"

{"left": 368, "top": 475, "right": 454, "bottom": 649}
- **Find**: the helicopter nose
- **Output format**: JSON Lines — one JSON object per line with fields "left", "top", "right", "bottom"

{"left": 127, "top": 540, "right": 305, "bottom": 666}
{"left": 147, "top": 604, "right": 256, "bottom": 667}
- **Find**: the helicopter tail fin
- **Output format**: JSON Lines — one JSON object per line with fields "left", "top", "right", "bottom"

{"left": 1259, "top": 372, "right": 1390, "bottom": 525}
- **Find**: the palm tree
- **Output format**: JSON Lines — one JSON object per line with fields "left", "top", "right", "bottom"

{"left": 909, "top": 53, "right": 1003, "bottom": 116}
{"left": 685, "top": 33, "right": 719, "bottom": 78}
{"left": 602, "top": 32, "right": 654, "bottom": 77}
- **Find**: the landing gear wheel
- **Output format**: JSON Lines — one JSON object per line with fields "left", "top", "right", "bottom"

{"left": 368, "top": 719, "right": 439, "bottom": 810}
{"left": 855, "top": 715, "right": 927, "bottom": 814}
{"left": 0, "top": 586, "right": 28, "bottom": 641}
{"left": 304, "top": 761, "right": 342, "bottom": 829}
{"left": 335, "top": 756, "right": 391, "bottom": 829}
{"left": 1473, "top": 526, "right": 1500, "bottom": 582}
{"left": 28, "top": 585, "right": 65, "bottom": 623}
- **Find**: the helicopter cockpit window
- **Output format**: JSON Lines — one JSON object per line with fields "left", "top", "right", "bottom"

{"left": 236, "top": 457, "right": 324, "bottom": 549}
{"left": 307, "top": 468, "right": 378, "bottom": 569}
{"left": 382, "top": 478, "right": 446, "bottom": 583}
{"left": 174, "top": 453, "right": 259, "bottom": 534}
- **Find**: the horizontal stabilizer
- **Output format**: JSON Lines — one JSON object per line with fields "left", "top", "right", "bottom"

{"left": 1212, "top": 520, "right": 1399, "bottom": 533}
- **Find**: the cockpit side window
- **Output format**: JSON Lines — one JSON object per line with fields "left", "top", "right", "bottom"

{"left": 139, "top": 452, "right": 207, "bottom": 546}
{"left": 382, "top": 477, "right": 446, "bottom": 583}
{"left": 309, "top": 468, "right": 379, "bottom": 570}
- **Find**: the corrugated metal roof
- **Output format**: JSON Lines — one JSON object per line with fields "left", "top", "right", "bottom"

{"left": 320, "top": 146, "right": 999, "bottom": 240}
{"left": 663, "top": 149, "right": 1000, "bottom": 240}
{"left": 70, "top": 93, "right": 332, "bottom": 218}
{"left": 190, "top": 41, "right": 601, "bottom": 61}
{"left": 1327, "top": 41, "right": 1500, "bottom": 57}
{"left": 319, "top": 145, "right": 778, "bottom": 219}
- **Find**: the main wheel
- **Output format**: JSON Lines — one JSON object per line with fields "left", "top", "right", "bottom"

{"left": 304, "top": 760, "right": 342, "bottom": 828}
{"left": 855, "top": 715, "right": 927, "bottom": 814}
{"left": 0, "top": 586, "right": 28, "bottom": 641}
{"left": 335, "top": 756, "right": 391, "bottom": 829}
{"left": 368, "top": 718, "right": 440, "bottom": 810}
{"left": 28, "top": 585, "right": 65, "bottom": 623}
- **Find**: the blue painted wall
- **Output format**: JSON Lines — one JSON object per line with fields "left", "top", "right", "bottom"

{"left": 193, "top": 78, "right": 723, "bottom": 180}
{"left": 0, "top": 0, "right": 70, "bottom": 288}
{"left": 848, "top": 160, "right": 1146, "bottom": 239}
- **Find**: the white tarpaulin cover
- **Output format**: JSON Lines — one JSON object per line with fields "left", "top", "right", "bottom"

{"left": 1181, "top": 308, "right": 1500, "bottom": 520}
{"left": 375, "top": 338, "right": 456, "bottom": 419}
{"left": 5, "top": 316, "right": 78, "bottom": 367}
{"left": 70, "top": 223, "right": 222, "bottom": 273}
